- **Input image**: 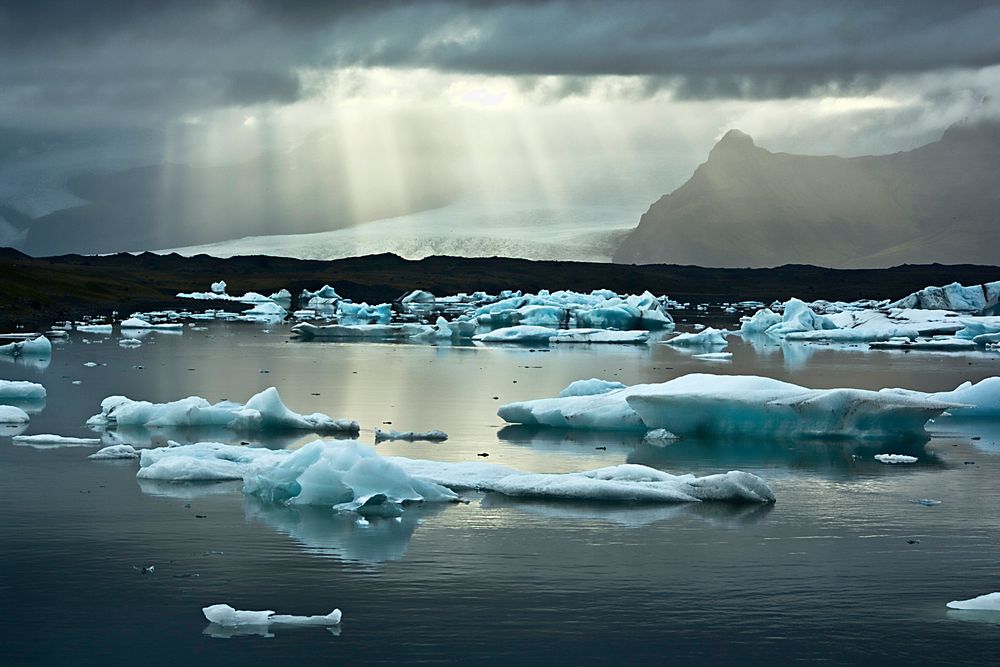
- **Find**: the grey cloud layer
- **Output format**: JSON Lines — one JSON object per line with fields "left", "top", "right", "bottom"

{"left": 1, "top": 0, "right": 999, "bottom": 127}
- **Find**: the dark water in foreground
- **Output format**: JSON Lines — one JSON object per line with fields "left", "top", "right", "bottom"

{"left": 2, "top": 324, "right": 1000, "bottom": 665}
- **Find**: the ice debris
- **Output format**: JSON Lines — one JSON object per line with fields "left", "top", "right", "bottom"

{"left": 947, "top": 592, "right": 1000, "bottom": 611}
{"left": 203, "top": 604, "right": 342, "bottom": 627}
{"left": 874, "top": 454, "right": 918, "bottom": 464}
{"left": 12, "top": 434, "right": 101, "bottom": 446}
{"left": 87, "top": 387, "right": 359, "bottom": 434}
{"left": 0, "top": 405, "right": 30, "bottom": 423}
{"left": 0, "top": 379, "right": 46, "bottom": 400}
{"left": 120, "top": 317, "right": 184, "bottom": 330}
{"left": 374, "top": 429, "right": 449, "bottom": 442}
{"left": 0, "top": 335, "right": 52, "bottom": 358}
{"left": 89, "top": 444, "right": 139, "bottom": 459}
{"left": 891, "top": 281, "right": 1000, "bottom": 314}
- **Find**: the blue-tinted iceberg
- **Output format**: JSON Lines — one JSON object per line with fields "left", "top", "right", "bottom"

{"left": 0, "top": 379, "right": 46, "bottom": 400}
{"left": 891, "top": 280, "right": 1000, "bottom": 314}
{"left": 203, "top": 604, "right": 341, "bottom": 627}
{"left": 0, "top": 335, "right": 52, "bottom": 359}
{"left": 87, "top": 387, "right": 359, "bottom": 434}
{"left": 947, "top": 592, "right": 1000, "bottom": 611}
{"left": 0, "top": 405, "right": 30, "bottom": 424}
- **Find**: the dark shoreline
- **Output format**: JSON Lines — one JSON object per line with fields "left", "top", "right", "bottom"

{"left": 1, "top": 247, "right": 998, "bottom": 331}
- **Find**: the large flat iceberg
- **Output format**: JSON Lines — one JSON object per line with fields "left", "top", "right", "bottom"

{"left": 203, "top": 604, "right": 342, "bottom": 627}
{"left": 0, "top": 379, "right": 46, "bottom": 400}
{"left": 138, "top": 439, "right": 776, "bottom": 507}
{"left": 500, "top": 373, "right": 963, "bottom": 441}
{"left": 87, "top": 387, "right": 359, "bottom": 434}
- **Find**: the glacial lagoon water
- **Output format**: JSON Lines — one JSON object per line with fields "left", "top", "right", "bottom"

{"left": 2, "top": 322, "right": 1000, "bottom": 665}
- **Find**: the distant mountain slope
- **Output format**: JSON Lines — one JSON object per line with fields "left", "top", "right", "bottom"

{"left": 613, "top": 123, "right": 1000, "bottom": 268}
{"left": 22, "top": 132, "right": 461, "bottom": 256}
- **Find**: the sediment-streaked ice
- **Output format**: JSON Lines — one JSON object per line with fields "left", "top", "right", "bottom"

{"left": 203, "top": 604, "right": 342, "bottom": 627}
{"left": 87, "top": 386, "right": 359, "bottom": 434}
{"left": 374, "top": 429, "right": 449, "bottom": 442}
{"left": 891, "top": 280, "right": 1000, "bottom": 314}
{"left": 0, "top": 379, "right": 46, "bottom": 399}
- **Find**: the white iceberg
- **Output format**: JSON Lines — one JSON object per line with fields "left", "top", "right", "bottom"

{"left": 869, "top": 337, "right": 978, "bottom": 351}
{"left": 947, "top": 592, "right": 1000, "bottom": 611}
{"left": 0, "top": 405, "right": 30, "bottom": 424}
{"left": 413, "top": 317, "right": 478, "bottom": 340}
{"left": 89, "top": 444, "right": 140, "bottom": 459}
{"left": 120, "top": 317, "right": 184, "bottom": 330}
{"left": 374, "top": 429, "right": 449, "bottom": 442}
{"left": 300, "top": 285, "right": 342, "bottom": 306}
{"left": 891, "top": 280, "right": 1000, "bottom": 314}
{"left": 139, "top": 439, "right": 776, "bottom": 506}
{"left": 0, "top": 379, "right": 46, "bottom": 400}
{"left": 558, "top": 379, "right": 627, "bottom": 398}
{"left": 12, "top": 434, "right": 101, "bottom": 447}
{"left": 473, "top": 325, "right": 559, "bottom": 343}
{"left": 211, "top": 280, "right": 227, "bottom": 294}
{"left": 87, "top": 387, "right": 359, "bottom": 434}
{"left": 692, "top": 352, "right": 734, "bottom": 361}
{"left": 500, "top": 373, "right": 960, "bottom": 440}
{"left": 665, "top": 327, "right": 729, "bottom": 347}
{"left": 241, "top": 301, "right": 287, "bottom": 323}
{"left": 77, "top": 324, "right": 113, "bottom": 334}
{"left": 926, "top": 378, "right": 1000, "bottom": 418}
{"left": 550, "top": 329, "right": 650, "bottom": 344}
{"left": 400, "top": 289, "right": 435, "bottom": 304}
{"left": 119, "top": 338, "right": 143, "bottom": 348}
{"left": 874, "top": 454, "right": 918, "bottom": 464}
{"left": 203, "top": 604, "right": 341, "bottom": 627}
{"left": 291, "top": 322, "right": 432, "bottom": 339}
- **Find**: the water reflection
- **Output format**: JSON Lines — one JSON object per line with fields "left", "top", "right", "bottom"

{"left": 137, "top": 479, "right": 244, "bottom": 499}
{"left": 945, "top": 609, "right": 1000, "bottom": 626}
{"left": 95, "top": 425, "right": 345, "bottom": 449}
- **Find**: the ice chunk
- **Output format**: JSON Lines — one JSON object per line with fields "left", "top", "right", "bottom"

{"left": 120, "top": 317, "right": 184, "bottom": 330}
{"left": 874, "top": 454, "right": 918, "bottom": 464}
{"left": 910, "top": 498, "right": 941, "bottom": 506}
{"left": 550, "top": 329, "right": 650, "bottom": 344}
{"left": 211, "top": 280, "right": 227, "bottom": 294}
{"left": 374, "top": 429, "right": 448, "bottom": 442}
{"left": 400, "top": 289, "right": 435, "bottom": 304}
{"left": 203, "top": 604, "right": 342, "bottom": 627}
{"left": 119, "top": 338, "right": 143, "bottom": 348}
{"left": 762, "top": 298, "right": 838, "bottom": 337}
{"left": 12, "top": 434, "right": 100, "bottom": 447}
{"left": 300, "top": 285, "right": 342, "bottom": 306}
{"left": 0, "top": 405, "right": 30, "bottom": 423}
{"left": 947, "top": 592, "right": 1000, "bottom": 611}
{"left": 87, "top": 387, "right": 359, "bottom": 434}
{"left": 414, "top": 316, "right": 477, "bottom": 340}
{"left": 0, "top": 335, "right": 52, "bottom": 358}
{"left": 241, "top": 301, "right": 287, "bottom": 323}
{"left": 927, "top": 378, "right": 1000, "bottom": 418}
{"left": 740, "top": 308, "right": 782, "bottom": 334}
{"left": 502, "top": 373, "right": 959, "bottom": 440}
{"left": 77, "top": 324, "right": 113, "bottom": 334}
{"left": 891, "top": 281, "right": 1000, "bottom": 314}
{"left": 869, "top": 337, "right": 977, "bottom": 351}
{"left": 473, "top": 325, "right": 559, "bottom": 343}
{"left": 665, "top": 327, "right": 729, "bottom": 347}
{"left": 291, "top": 322, "right": 432, "bottom": 339}
{"left": 559, "top": 379, "right": 627, "bottom": 398}
{"left": 89, "top": 444, "right": 139, "bottom": 459}
{"left": 0, "top": 379, "right": 46, "bottom": 400}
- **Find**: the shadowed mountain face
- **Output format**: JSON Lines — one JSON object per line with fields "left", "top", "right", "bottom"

{"left": 613, "top": 123, "right": 1000, "bottom": 268}
{"left": 22, "top": 133, "right": 461, "bottom": 256}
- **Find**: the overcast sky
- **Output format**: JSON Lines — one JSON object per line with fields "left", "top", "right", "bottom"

{"left": 2, "top": 0, "right": 999, "bottom": 221}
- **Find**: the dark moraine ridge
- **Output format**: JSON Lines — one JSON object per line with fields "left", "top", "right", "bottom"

{"left": 0, "top": 247, "right": 997, "bottom": 330}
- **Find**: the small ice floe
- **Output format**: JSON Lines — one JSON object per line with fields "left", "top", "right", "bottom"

{"left": 874, "top": 454, "right": 918, "bottom": 464}
{"left": 12, "top": 434, "right": 101, "bottom": 447}
{"left": 549, "top": 329, "right": 650, "bottom": 344}
{"left": 119, "top": 338, "right": 142, "bottom": 348}
{"left": 0, "top": 379, "right": 46, "bottom": 400}
{"left": 665, "top": 327, "right": 729, "bottom": 347}
{"left": 89, "top": 444, "right": 139, "bottom": 459}
{"left": 472, "top": 325, "right": 558, "bottom": 344}
{"left": 869, "top": 337, "right": 977, "bottom": 351}
{"left": 0, "top": 335, "right": 52, "bottom": 359}
{"left": 947, "top": 592, "right": 1000, "bottom": 611}
{"left": 909, "top": 498, "right": 942, "bottom": 506}
{"left": 87, "top": 386, "right": 358, "bottom": 435}
{"left": 291, "top": 322, "right": 432, "bottom": 340}
{"left": 203, "top": 604, "right": 342, "bottom": 627}
{"left": 374, "top": 429, "right": 448, "bottom": 443}
{"left": 83, "top": 361, "right": 98, "bottom": 368}
{"left": 120, "top": 317, "right": 184, "bottom": 331}
{"left": 558, "top": 379, "right": 626, "bottom": 398}
{"left": 0, "top": 405, "right": 30, "bottom": 424}
{"left": 692, "top": 352, "right": 733, "bottom": 361}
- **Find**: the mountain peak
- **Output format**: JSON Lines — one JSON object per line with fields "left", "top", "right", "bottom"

{"left": 708, "top": 129, "right": 756, "bottom": 159}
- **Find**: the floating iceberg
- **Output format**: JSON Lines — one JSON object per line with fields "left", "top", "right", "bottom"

{"left": 947, "top": 592, "right": 1000, "bottom": 611}
{"left": 473, "top": 325, "right": 559, "bottom": 343}
{"left": 89, "top": 444, "right": 139, "bottom": 459}
{"left": 891, "top": 280, "right": 1000, "bottom": 314}
{"left": 203, "top": 604, "right": 341, "bottom": 627}
{"left": 0, "top": 335, "right": 52, "bottom": 358}
{"left": 0, "top": 379, "right": 46, "bottom": 400}
{"left": 87, "top": 387, "right": 359, "bottom": 434}
{"left": 139, "top": 439, "right": 776, "bottom": 507}
{"left": 77, "top": 324, "right": 113, "bottom": 334}
{"left": 211, "top": 280, "right": 227, "bottom": 294}
{"left": 12, "top": 434, "right": 101, "bottom": 447}
{"left": 550, "top": 329, "right": 650, "bottom": 344}
{"left": 120, "top": 317, "right": 184, "bottom": 330}
{"left": 300, "top": 285, "right": 342, "bottom": 306}
{"left": 926, "top": 378, "right": 1000, "bottom": 418}
{"left": 291, "top": 322, "right": 432, "bottom": 340}
{"left": 0, "top": 405, "right": 30, "bottom": 424}
{"left": 413, "top": 317, "right": 478, "bottom": 340}
{"left": 692, "top": 352, "right": 733, "bottom": 361}
{"left": 240, "top": 301, "right": 287, "bottom": 323}
{"left": 869, "top": 337, "right": 978, "bottom": 351}
{"left": 119, "top": 338, "right": 142, "bottom": 348}
{"left": 665, "top": 327, "right": 729, "bottom": 347}
{"left": 874, "top": 454, "right": 918, "bottom": 464}
{"left": 374, "top": 429, "right": 449, "bottom": 442}
{"left": 400, "top": 289, "right": 435, "bottom": 304}
{"left": 558, "top": 379, "right": 627, "bottom": 398}
{"left": 500, "top": 373, "right": 961, "bottom": 441}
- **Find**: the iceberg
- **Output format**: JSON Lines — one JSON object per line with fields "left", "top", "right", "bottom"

{"left": 550, "top": 329, "right": 650, "bottom": 344}
{"left": 558, "top": 379, "right": 627, "bottom": 398}
{"left": 500, "top": 373, "right": 960, "bottom": 441}
{"left": 692, "top": 352, "right": 733, "bottom": 361}
{"left": 203, "top": 604, "right": 341, "bottom": 627}
{"left": 947, "top": 592, "right": 1000, "bottom": 611}
{"left": 87, "top": 387, "right": 359, "bottom": 434}
{"left": 413, "top": 317, "right": 478, "bottom": 340}
{"left": 400, "top": 289, "right": 435, "bottom": 305}
{"left": 12, "top": 434, "right": 101, "bottom": 447}
{"left": 77, "top": 324, "right": 113, "bottom": 334}
{"left": 890, "top": 280, "right": 1000, "bottom": 314}
{"left": 89, "top": 444, "right": 139, "bottom": 459}
{"left": 473, "top": 325, "right": 559, "bottom": 343}
{"left": 120, "top": 317, "right": 184, "bottom": 330}
{"left": 211, "top": 280, "right": 227, "bottom": 294}
{"left": 927, "top": 378, "right": 1000, "bottom": 418}
{"left": 291, "top": 322, "right": 432, "bottom": 339}
{"left": 665, "top": 327, "right": 729, "bottom": 347}
{"left": 374, "top": 429, "right": 449, "bottom": 442}
{"left": 0, "top": 379, "right": 46, "bottom": 400}
{"left": 874, "top": 454, "right": 918, "bottom": 464}
{"left": 140, "top": 439, "right": 775, "bottom": 506}
{"left": 241, "top": 301, "right": 287, "bottom": 323}
{"left": 300, "top": 285, "right": 342, "bottom": 306}
{"left": 869, "top": 337, "right": 978, "bottom": 351}
{"left": 119, "top": 338, "right": 143, "bottom": 348}
{"left": 0, "top": 405, "right": 30, "bottom": 424}
{"left": 0, "top": 335, "right": 52, "bottom": 358}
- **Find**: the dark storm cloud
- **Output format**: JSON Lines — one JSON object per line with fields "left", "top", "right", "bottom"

{"left": 0, "top": 0, "right": 999, "bottom": 127}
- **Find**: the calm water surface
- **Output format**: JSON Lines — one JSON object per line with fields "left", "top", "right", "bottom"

{"left": 2, "top": 322, "right": 1000, "bottom": 665}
